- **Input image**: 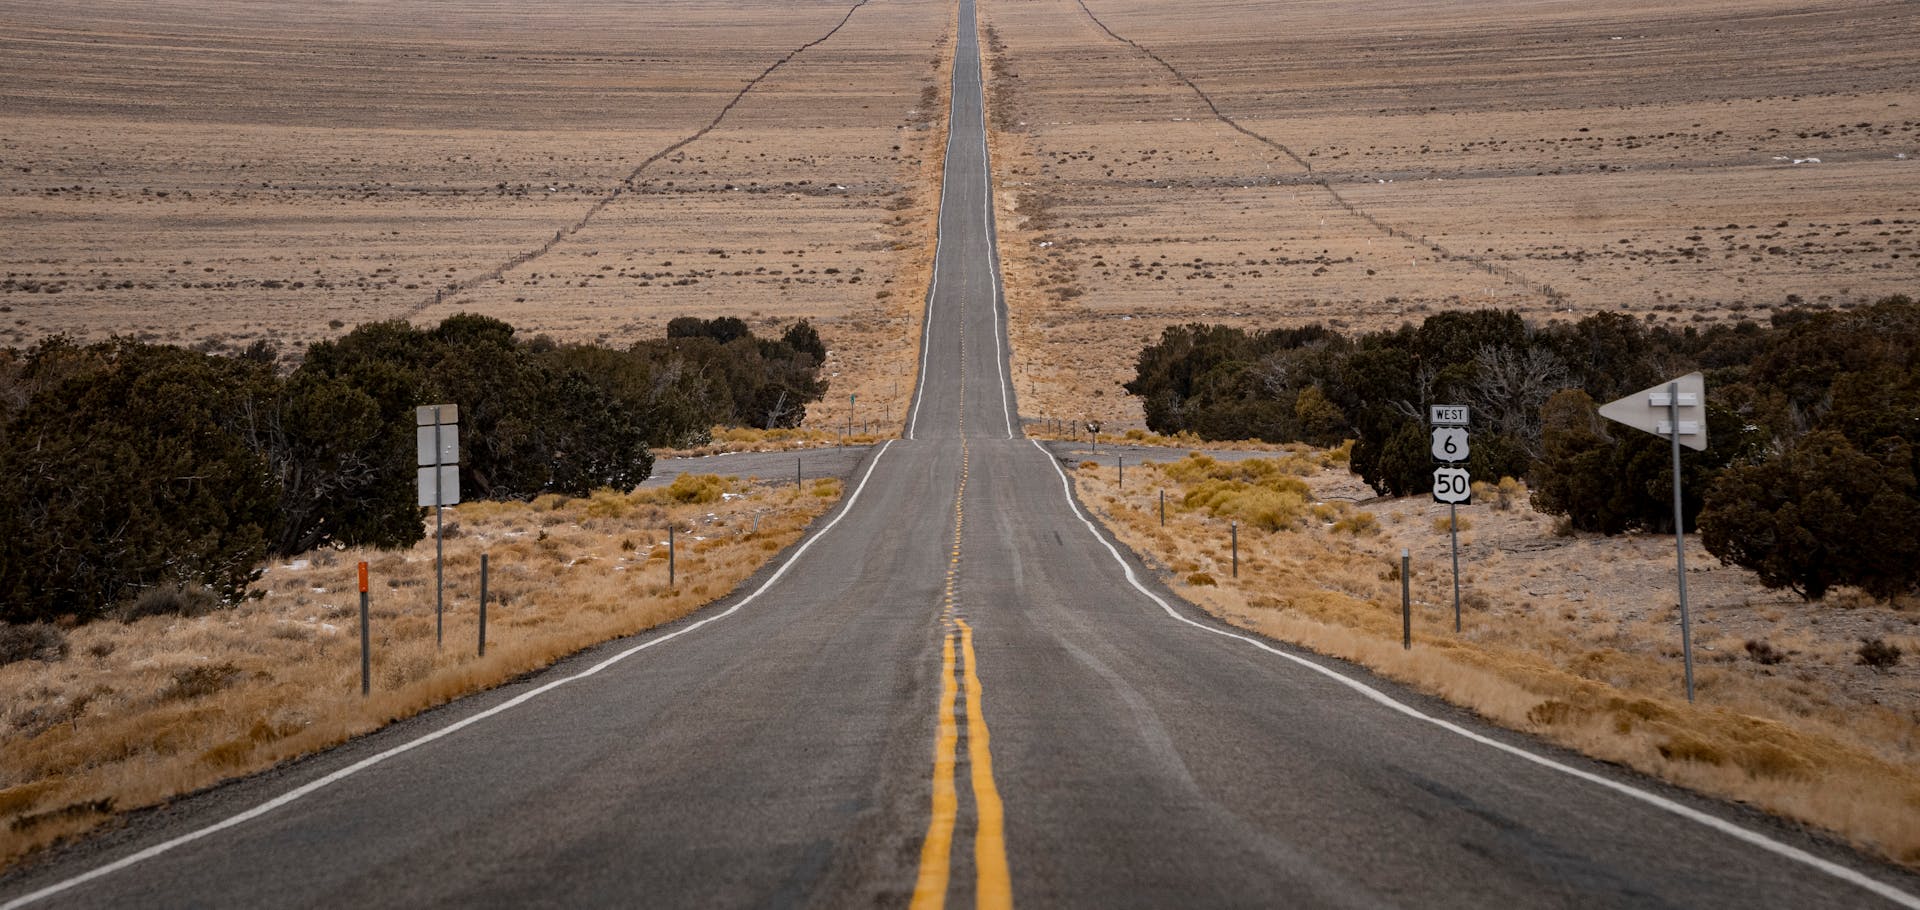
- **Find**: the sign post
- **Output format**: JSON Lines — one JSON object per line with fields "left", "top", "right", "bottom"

{"left": 1430, "top": 405, "right": 1470, "bottom": 632}
{"left": 417, "top": 404, "right": 461, "bottom": 648}
{"left": 1600, "top": 372, "right": 1707, "bottom": 702}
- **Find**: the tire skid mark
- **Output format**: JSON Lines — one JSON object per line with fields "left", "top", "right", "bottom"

{"left": 404, "top": 0, "right": 876, "bottom": 320}
{"left": 1066, "top": 0, "right": 1563, "bottom": 302}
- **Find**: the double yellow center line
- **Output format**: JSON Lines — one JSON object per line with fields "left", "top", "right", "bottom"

{"left": 911, "top": 433, "right": 1011, "bottom": 909}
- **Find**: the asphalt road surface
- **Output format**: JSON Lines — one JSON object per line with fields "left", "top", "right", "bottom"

{"left": 5, "top": 1, "right": 1919, "bottom": 907}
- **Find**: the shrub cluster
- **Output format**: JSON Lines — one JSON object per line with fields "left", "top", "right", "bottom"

{"left": 1125, "top": 297, "right": 1920, "bottom": 601}
{"left": 1163, "top": 454, "right": 1314, "bottom": 531}
{"left": 0, "top": 314, "right": 828, "bottom": 624}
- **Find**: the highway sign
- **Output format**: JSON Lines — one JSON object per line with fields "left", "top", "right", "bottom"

{"left": 1430, "top": 404, "right": 1470, "bottom": 427}
{"left": 1599, "top": 372, "right": 1706, "bottom": 451}
{"left": 416, "top": 425, "right": 458, "bottom": 467}
{"left": 1598, "top": 372, "right": 1706, "bottom": 701}
{"left": 415, "top": 403, "right": 459, "bottom": 426}
{"left": 1431, "top": 427, "right": 1469, "bottom": 463}
{"left": 415, "top": 403, "right": 461, "bottom": 647}
{"left": 1432, "top": 467, "right": 1471, "bottom": 504}
{"left": 414, "top": 402, "right": 460, "bottom": 503}
{"left": 416, "top": 464, "right": 460, "bottom": 506}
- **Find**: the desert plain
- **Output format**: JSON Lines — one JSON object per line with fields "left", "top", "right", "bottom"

{"left": 982, "top": 0, "right": 1920, "bottom": 426}
{"left": 0, "top": 0, "right": 956, "bottom": 431}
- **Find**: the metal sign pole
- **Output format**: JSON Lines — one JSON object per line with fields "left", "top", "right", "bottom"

{"left": 1670, "top": 382, "right": 1695, "bottom": 702}
{"left": 1450, "top": 501, "right": 1461, "bottom": 633}
{"left": 433, "top": 405, "right": 444, "bottom": 649}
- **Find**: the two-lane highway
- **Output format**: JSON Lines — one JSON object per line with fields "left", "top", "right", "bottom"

{"left": 5, "top": 0, "right": 1919, "bottom": 906}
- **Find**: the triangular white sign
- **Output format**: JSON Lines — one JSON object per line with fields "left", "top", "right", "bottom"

{"left": 1599, "top": 372, "right": 1706, "bottom": 451}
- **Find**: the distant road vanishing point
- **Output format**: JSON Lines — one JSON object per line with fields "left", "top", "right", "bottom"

{"left": 4, "top": 1, "right": 1918, "bottom": 907}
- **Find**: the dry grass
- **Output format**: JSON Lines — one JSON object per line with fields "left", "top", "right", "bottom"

{"left": 658, "top": 425, "right": 892, "bottom": 457}
{"left": 0, "top": 474, "right": 842, "bottom": 869}
{"left": 1072, "top": 453, "right": 1920, "bottom": 868}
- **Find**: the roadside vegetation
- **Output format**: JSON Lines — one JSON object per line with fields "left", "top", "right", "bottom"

{"left": 0, "top": 314, "right": 829, "bottom": 628}
{"left": 1070, "top": 452, "right": 1920, "bottom": 868}
{"left": 1123, "top": 296, "right": 1920, "bottom": 604}
{"left": 0, "top": 474, "right": 843, "bottom": 868}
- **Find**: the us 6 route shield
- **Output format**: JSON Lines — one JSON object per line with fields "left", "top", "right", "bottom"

{"left": 1431, "top": 427, "right": 1469, "bottom": 463}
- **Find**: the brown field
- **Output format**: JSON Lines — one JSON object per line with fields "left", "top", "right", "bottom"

{"left": 0, "top": 0, "right": 958, "bottom": 432}
{"left": 980, "top": 0, "right": 1920, "bottom": 428}
{"left": 0, "top": 474, "right": 843, "bottom": 867}
{"left": 1070, "top": 452, "right": 1920, "bottom": 867}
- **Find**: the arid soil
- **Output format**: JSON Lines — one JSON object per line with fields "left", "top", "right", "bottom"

{"left": 979, "top": 0, "right": 1920, "bottom": 429}
{"left": 0, "top": 0, "right": 957, "bottom": 431}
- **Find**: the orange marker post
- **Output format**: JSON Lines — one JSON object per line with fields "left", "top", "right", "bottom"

{"left": 358, "top": 561, "right": 371, "bottom": 697}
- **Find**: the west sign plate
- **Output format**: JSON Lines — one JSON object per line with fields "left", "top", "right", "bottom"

{"left": 1430, "top": 404, "right": 1469, "bottom": 427}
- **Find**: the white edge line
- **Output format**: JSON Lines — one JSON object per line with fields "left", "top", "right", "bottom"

{"left": 2, "top": 441, "right": 899, "bottom": 910}
{"left": 976, "top": 34, "right": 1013, "bottom": 441}
{"left": 1031, "top": 438, "right": 1920, "bottom": 910}
{"left": 906, "top": 14, "right": 966, "bottom": 442}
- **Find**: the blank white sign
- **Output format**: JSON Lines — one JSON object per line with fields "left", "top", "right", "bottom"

{"left": 417, "top": 465, "right": 460, "bottom": 507}
{"left": 416, "top": 425, "right": 459, "bottom": 467}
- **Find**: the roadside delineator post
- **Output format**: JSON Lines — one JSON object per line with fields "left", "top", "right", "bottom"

{"left": 358, "top": 561, "right": 371, "bottom": 697}
{"left": 1159, "top": 489, "right": 1166, "bottom": 527}
{"left": 1401, "top": 549, "right": 1412, "bottom": 650}
{"left": 1230, "top": 521, "right": 1239, "bottom": 578}
{"left": 1118, "top": 455, "right": 1124, "bottom": 490}
{"left": 478, "top": 552, "right": 489, "bottom": 658}
{"left": 668, "top": 523, "right": 676, "bottom": 588}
